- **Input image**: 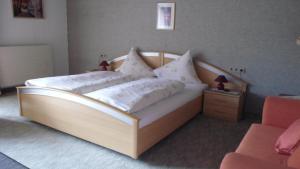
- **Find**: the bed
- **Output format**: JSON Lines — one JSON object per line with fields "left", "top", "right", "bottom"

{"left": 17, "top": 51, "right": 247, "bottom": 159}
{"left": 25, "top": 71, "right": 138, "bottom": 94}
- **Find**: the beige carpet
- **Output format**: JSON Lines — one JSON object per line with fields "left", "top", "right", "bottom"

{"left": 0, "top": 92, "right": 255, "bottom": 169}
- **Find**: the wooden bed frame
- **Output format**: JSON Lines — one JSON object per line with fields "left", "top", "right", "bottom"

{"left": 17, "top": 51, "right": 247, "bottom": 159}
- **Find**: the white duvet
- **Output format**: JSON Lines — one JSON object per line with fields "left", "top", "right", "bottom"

{"left": 25, "top": 71, "right": 137, "bottom": 94}
{"left": 85, "top": 78, "right": 185, "bottom": 113}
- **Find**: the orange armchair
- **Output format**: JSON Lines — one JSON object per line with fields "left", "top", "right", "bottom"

{"left": 220, "top": 96, "right": 300, "bottom": 169}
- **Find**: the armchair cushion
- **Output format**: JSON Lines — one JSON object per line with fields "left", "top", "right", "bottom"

{"left": 276, "top": 118, "right": 300, "bottom": 155}
{"left": 262, "top": 97, "right": 300, "bottom": 129}
{"left": 220, "top": 153, "right": 295, "bottom": 169}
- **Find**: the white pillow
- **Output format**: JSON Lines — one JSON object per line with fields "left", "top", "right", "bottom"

{"left": 119, "top": 48, "right": 155, "bottom": 78}
{"left": 154, "top": 51, "right": 202, "bottom": 84}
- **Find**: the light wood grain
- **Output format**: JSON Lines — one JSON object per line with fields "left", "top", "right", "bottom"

{"left": 195, "top": 61, "right": 247, "bottom": 93}
{"left": 162, "top": 56, "right": 175, "bottom": 65}
{"left": 19, "top": 91, "right": 139, "bottom": 158}
{"left": 110, "top": 60, "right": 123, "bottom": 71}
{"left": 138, "top": 96, "right": 202, "bottom": 155}
{"left": 141, "top": 55, "right": 161, "bottom": 69}
{"left": 203, "top": 90, "right": 244, "bottom": 122}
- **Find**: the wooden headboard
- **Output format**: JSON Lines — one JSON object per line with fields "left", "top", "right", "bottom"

{"left": 110, "top": 52, "right": 247, "bottom": 93}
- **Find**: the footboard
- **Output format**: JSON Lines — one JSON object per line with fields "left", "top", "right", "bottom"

{"left": 17, "top": 87, "right": 140, "bottom": 159}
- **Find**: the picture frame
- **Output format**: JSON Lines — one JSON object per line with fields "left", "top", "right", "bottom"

{"left": 12, "top": 0, "right": 44, "bottom": 19}
{"left": 156, "top": 2, "right": 175, "bottom": 30}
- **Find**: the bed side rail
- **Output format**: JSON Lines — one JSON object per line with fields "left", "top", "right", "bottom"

{"left": 17, "top": 86, "right": 139, "bottom": 158}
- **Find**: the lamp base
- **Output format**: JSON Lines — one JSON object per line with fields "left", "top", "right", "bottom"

{"left": 217, "top": 82, "right": 225, "bottom": 90}
{"left": 99, "top": 66, "right": 108, "bottom": 71}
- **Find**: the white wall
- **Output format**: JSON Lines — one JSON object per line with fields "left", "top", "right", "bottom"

{"left": 0, "top": 0, "right": 69, "bottom": 75}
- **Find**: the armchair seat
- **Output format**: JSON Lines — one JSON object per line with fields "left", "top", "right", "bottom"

{"left": 236, "top": 124, "right": 288, "bottom": 166}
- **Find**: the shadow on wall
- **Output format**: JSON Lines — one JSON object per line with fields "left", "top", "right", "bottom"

{"left": 194, "top": 52, "right": 205, "bottom": 61}
{"left": 244, "top": 92, "right": 265, "bottom": 116}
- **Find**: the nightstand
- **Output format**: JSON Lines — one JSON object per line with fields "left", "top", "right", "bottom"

{"left": 203, "top": 89, "right": 245, "bottom": 122}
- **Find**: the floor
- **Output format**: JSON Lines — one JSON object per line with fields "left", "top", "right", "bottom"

{"left": 0, "top": 91, "right": 259, "bottom": 169}
{"left": 0, "top": 152, "right": 27, "bottom": 169}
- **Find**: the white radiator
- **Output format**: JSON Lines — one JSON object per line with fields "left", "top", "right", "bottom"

{"left": 0, "top": 45, "right": 53, "bottom": 90}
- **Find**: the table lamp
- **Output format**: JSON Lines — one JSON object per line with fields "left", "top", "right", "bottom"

{"left": 99, "top": 61, "right": 109, "bottom": 71}
{"left": 215, "top": 75, "right": 228, "bottom": 90}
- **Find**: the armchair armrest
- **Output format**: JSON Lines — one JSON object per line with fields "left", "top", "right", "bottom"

{"left": 220, "top": 153, "right": 295, "bottom": 169}
{"left": 262, "top": 96, "right": 300, "bottom": 129}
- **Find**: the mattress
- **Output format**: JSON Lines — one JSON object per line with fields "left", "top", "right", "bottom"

{"left": 85, "top": 78, "right": 185, "bottom": 113}
{"left": 134, "top": 83, "right": 207, "bottom": 128}
{"left": 25, "top": 71, "right": 137, "bottom": 94}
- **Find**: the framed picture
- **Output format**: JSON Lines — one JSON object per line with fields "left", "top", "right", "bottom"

{"left": 156, "top": 2, "right": 175, "bottom": 30}
{"left": 12, "top": 0, "right": 44, "bottom": 19}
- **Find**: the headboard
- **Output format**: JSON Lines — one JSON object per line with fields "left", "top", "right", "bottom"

{"left": 110, "top": 52, "right": 247, "bottom": 93}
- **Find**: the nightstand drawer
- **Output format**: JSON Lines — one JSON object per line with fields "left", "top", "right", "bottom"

{"left": 204, "top": 99, "right": 239, "bottom": 111}
{"left": 204, "top": 106, "right": 238, "bottom": 121}
{"left": 204, "top": 104, "right": 238, "bottom": 115}
{"left": 205, "top": 93, "right": 239, "bottom": 107}
{"left": 203, "top": 89, "right": 244, "bottom": 122}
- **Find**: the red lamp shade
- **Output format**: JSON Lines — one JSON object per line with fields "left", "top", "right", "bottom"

{"left": 215, "top": 75, "right": 228, "bottom": 90}
{"left": 99, "top": 61, "right": 109, "bottom": 71}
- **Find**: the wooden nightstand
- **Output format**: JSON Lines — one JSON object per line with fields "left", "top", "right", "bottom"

{"left": 203, "top": 89, "right": 245, "bottom": 122}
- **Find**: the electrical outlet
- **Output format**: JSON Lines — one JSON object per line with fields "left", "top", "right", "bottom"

{"left": 240, "top": 67, "right": 246, "bottom": 73}
{"left": 229, "top": 67, "right": 246, "bottom": 74}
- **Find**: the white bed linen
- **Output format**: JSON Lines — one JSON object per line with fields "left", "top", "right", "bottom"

{"left": 25, "top": 71, "right": 137, "bottom": 94}
{"left": 134, "top": 84, "right": 207, "bottom": 128}
{"left": 85, "top": 78, "right": 185, "bottom": 113}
